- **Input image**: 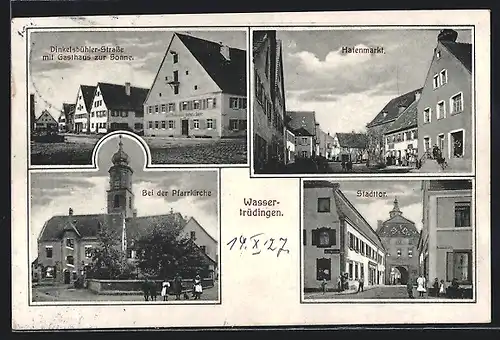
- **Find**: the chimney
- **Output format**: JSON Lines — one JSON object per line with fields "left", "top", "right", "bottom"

{"left": 68, "top": 208, "right": 73, "bottom": 216}
{"left": 437, "top": 29, "right": 458, "bottom": 43}
{"left": 415, "top": 91, "right": 421, "bottom": 102}
{"left": 125, "top": 82, "right": 131, "bottom": 96}
{"left": 220, "top": 43, "right": 231, "bottom": 61}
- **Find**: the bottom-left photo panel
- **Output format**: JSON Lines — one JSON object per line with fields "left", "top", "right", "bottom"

{"left": 28, "top": 133, "right": 220, "bottom": 305}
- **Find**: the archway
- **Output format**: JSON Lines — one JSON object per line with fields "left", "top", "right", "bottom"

{"left": 391, "top": 266, "right": 409, "bottom": 285}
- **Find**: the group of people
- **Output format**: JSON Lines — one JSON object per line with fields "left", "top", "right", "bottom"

{"left": 406, "top": 274, "right": 462, "bottom": 299}
{"left": 141, "top": 274, "right": 204, "bottom": 301}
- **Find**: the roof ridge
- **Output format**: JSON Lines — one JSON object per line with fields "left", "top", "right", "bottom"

{"left": 176, "top": 32, "right": 245, "bottom": 52}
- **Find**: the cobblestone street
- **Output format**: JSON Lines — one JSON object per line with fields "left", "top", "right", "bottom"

{"left": 304, "top": 285, "right": 453, "bottom": 300}
{"left": 30, "top": 135, "right": 247, "bottom": 165}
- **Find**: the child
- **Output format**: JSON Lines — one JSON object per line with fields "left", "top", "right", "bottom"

{"left": 321, "top": 278, "right": 327, "bottom": 294}
{"left": 406, "top": 279, "right": 414, "bottom": 299}
{"left": 161, "top": 280, "right": 170, "bottom": 301}
{"left": 438, "top": 280, "right": 446, "bottom": 298}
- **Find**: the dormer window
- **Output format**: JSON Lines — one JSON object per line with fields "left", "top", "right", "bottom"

{"left": 382, "top": 111, "right": 387, "bottom": 118}
{"left": 436, "top": 50, "right": 441, "bottom": 59}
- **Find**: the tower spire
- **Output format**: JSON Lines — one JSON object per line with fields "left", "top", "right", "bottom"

{"left": 389, "top": 196, "right": 402, "bottom": 218}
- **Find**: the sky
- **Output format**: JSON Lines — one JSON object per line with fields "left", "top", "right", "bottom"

{"left": 29, "top": 134, "right": 219, "bottom": 261}
{"left": 332, "top": 180, "right": 423, "bottom": 232}
{"left": 29, "top": 30, "right": 247, "bottom": 120}
{"left": 277, "top": 28, "right": 472, "bottom": 135}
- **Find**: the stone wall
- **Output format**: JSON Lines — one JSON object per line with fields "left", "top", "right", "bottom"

{"left": 87, "top": 278, "right": 215, "bottom": 295}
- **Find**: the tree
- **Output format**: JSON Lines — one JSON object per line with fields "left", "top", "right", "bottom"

{"left": 86, "top": 227, "right": 127, "bottom": 279}
{"left": 134, "top": 222, "right": 211, "bottom": 279}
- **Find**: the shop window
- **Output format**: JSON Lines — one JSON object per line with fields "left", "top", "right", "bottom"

{"left": 446, "top": 251, "right": 472, "bottom": 283}
{"left": 316, "top": 258, "right": 331, "bottom": 281}
{"left": 455, "top": 202, "right": 471, "bottom": 228}
{"left": 317, "top": 197, "right": 330, "bottom": 213}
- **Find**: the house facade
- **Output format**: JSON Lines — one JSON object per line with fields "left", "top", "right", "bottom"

{"left": 366, "top": 88, "right": 423, "bottom": 166}
{"left": 331, "top": 132, "right": 369, "bottom": 163}
{"left": 286, "top": 111, "right": 317, "bottom": 159}
{"left": 417, "top": 29, "right": 472, "bottom": 173}
{"left": 303, "top": 181, "right": 385, "bottom": 292}
{"left": 376, "top": 198, "right": 420, "bottom": 285}
{"left": 253, "top": 31, "right": 286, "bottom": 172}
{"left": 73, "top": 85, "right": 96, "bottom": 133}
{"left": 89, "top": 82, "right": 148, "bottom": 134}
{"left": 384, "top": 98, "right": 420, "bottom": 166}
{"left": 144, "top": 33, "right": 247, "bottom": 139}
{"left": 33, "top": 137, "right": 218, "bottom": 284}
{"left": 34, "top": 110, "right": 58, "bottom": 132}
{"left": 417, "top": 180, "right": 473, "bottom": 296}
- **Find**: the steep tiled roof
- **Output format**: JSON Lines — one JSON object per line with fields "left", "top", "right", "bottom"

{"left": 98, "top": 82, "right": 149, "bottom": 111}
{"left": 286, "top": 111, "right": 316, "bottom": 136}
{"left": 185, "top": 217, "right": 217, "bottom": 245}
{"left": 333, "top": 188, "right": 385, "bottom": 250}
{"left": 80, "top": 85, "right": 97, "bottom": 112}
{"left": 366, "top": 88, "right": 423, "bottom": 128}
{"left": 377, "top": 215, "right": 419, "bottom": 238}
{"left": 125, "top": 213, "right": 187, "bottom": 241}
{"left": 176, "top": 33, "right": 246, "bottom": 96}
{"left": 38, "top": 213, "right": 123, "bottom": 241}
{"left": 441, "top": 41, "right": 472, "bottom": 72}
{"left": 385, "top": 99, "right": 418, "bottom": 134}
{"left": 335, "top": 132, "right": 368, "bottom": 149}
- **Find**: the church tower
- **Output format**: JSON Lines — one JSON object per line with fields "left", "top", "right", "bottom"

{"left": 107, "top": 135, "right": 135, "bottom": 218}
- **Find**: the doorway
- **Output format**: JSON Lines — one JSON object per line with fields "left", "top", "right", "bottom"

{"left": 64, "top": 270, "right": 71, "bottom": 284}
{"left": 392, "top": 266, "right": 409, "bottom": 285}
{"left": 181, "top": 119, "right": 189, "bottom": 136}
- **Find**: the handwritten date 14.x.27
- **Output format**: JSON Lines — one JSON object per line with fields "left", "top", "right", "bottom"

{"left": 226, "top": 233, "right": 290, "bottom": 257}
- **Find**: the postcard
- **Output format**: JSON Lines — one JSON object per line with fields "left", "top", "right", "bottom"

{"left": 11, "top": 10, "right": 491, "bottom": 330}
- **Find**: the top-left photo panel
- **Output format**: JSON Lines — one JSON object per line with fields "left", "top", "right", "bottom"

{"left": 28, "top": 28, "right": 249, "bottom": 167}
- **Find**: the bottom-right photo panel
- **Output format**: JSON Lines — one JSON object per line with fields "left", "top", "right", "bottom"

{"left": 301, "top": 178, "right": 475, "bottom": 303}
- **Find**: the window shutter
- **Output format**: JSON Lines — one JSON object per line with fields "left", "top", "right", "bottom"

{"left": 329, "top": 229, "right": 336, "bottom": 246}
{"left": 190, "top": 119, "right": 195, "bottom": 129}
{"left": 200, "top": 119, "right": 206, "bottom": 129}
{"left": 311, "top": 229, "right": 318, "bottom": 246}
{"left": 303, "top": 229, "right": 306, "bottom": 246}
{"left": 212, "top": 119, "right": 217, "bottom": 130}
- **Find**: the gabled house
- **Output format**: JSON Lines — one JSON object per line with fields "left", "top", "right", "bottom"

{"left": 384, "top": 96, "right": 420, "bottom": 167}
{"left": 59, "top": 103, "right": 76, "bottom": 133}
{"left": 332, "top": 132, "right": 369, "bottom": 163}
{"left": 144, "top": 32, "right": 247, "bottom": 139}
{"left": 34, "top": 110, "right": 58, "bottom": 132}
{"left": 286, "top": 111, "right": 317, "bottom": 159}
{"left": 417, "top": 29, "right": 472, "bottom": 173}
{"left": 73, "top": 85, "right": 96, "bottom": 133}
{"left": 366, "top": 88, "right": 423, "bottom": 165}
{"left": 303, "top": 181, "right": 386, "bottom": 292}
{"left": 89, "top": 82, "right": 149, "bottom": 134}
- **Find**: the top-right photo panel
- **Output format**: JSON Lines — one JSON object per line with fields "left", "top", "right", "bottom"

{"left": 251, "top": 27, "right": 474, "bottom": 176}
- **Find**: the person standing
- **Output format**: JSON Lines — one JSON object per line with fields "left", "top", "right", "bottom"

{"left": 173, "top": 273, "right": 183, "bottom": 300}
{"left": 406, "top": 278, "right": 414, "bottom": 298}
{"left": 142, "top": 278, "right": 150, "bottom": 301}
{"left": 357, "top": 276, "right": 364, "bottom": 293}
{"left": 416, "top": 274, "right": 427, "bottom": 298}
{"left": 193, "top": 274, "right": 203, "bottom": 300}
{"left": 161, "top": 280, "right": 170, "bottom": 301}
{"left": 432, "top": 278, "right": 440, "bottom": 297}
{"left": 150, "top": 280, "right": 157, "bottom": 301}
{"left": 438, "top": 280, "right": 446, "bottom": 298}
{"left": 321, "top": 278, "right": 327, "bottom": 294}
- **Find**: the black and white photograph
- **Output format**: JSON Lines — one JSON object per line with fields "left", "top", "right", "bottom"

{"left": 301, "top": 179, "right": 474, "bottom": 301}
{"left": 252, "top": 28, "right": 473, "bottom": 175}
{"left": 29, "top": 29, "right": 248, "bottom": 166}
{"left": 30, "top": 133, "right": 220, "bottom": 303}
